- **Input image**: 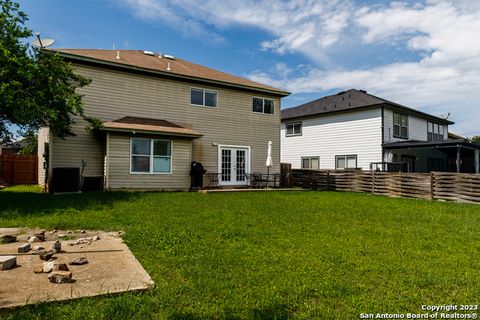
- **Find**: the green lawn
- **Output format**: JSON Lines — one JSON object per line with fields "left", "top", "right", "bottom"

{"left": 0, "top": 186, "right": 479, "bottom": 319}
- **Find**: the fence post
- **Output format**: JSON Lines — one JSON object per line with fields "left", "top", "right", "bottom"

{"left": 430, "top": 172, "right": 435, "bottom": 200}
{"left": 326, "top": 171, "right": 330, "bottom": 191}
{"left": 371, "top": 171, "right": 375, "bottom": 194}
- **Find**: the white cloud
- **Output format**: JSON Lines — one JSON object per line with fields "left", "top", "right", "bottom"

{"left": 115, "top": 0, "right": 480, "bottom": 136}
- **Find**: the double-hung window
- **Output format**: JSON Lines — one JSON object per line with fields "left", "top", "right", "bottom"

{"left": 286, "top": 122, "right": 302, "bottom": 136}
{"left": 191, "top": 88, "right": 217, "bottom": 107}
{"left": 428, "top": 122, "right": 444, "bottom": 141}
{"left": 131, "top": 138, "right": 172, "bottom": 174}
{"left": 393, "top": 113, "right": 408, "bottom": 139}
{"left": 253, "top": 97, "right": 274, "bottom": 114}
{"left": 336, "top": 155, "right": 357, "bottom": 170}
{"left": 301, "top": 157, "right": 319, "bottom": 170}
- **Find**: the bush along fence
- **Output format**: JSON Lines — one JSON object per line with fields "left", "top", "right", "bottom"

{"left": 291, "top": 169, "right": 480, "bottom": 204}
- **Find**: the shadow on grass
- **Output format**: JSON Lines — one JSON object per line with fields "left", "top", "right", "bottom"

{"left": 0, "top": 190, "right": 140, "bottom": 218}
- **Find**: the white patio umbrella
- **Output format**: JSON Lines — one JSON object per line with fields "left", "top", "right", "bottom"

{"left": 266, "top": 141, "right": 272, "bottom": 187}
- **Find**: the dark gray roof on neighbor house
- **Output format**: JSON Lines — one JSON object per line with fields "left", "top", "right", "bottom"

{"left": 281, "top": 89, "right": 454, "bottom": 125}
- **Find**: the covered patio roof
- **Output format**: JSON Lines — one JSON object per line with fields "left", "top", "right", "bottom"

{"left": 383, "top": 139, "right": 480, "bottom": 173}
{"left": 100, "top": 116, "right": 203, "bottom": 138}
{"left": 383, "top": 139, "right": 480, "bottom": 150}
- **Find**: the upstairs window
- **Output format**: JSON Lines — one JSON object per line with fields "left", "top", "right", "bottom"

{"left": 428, "top": 122, "right": 445, "bottom": 141}
{"left": 286, "top": 122, "right": 302, "bottom": 136}
{"left": 253, "top": 97, "right": 274, "bottom": 114}
{"left": 191, "top": 88, "right": 217, "bottom": 107}
{"left": 393, "top": 113, "right": 408, "bottom": 139}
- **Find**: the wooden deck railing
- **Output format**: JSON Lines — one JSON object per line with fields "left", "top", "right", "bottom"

{"left": 291, "top": 169, "right": 480, "bottom": 204}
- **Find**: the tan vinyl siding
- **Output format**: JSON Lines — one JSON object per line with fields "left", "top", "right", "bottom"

{"left": 48, "top": 63, "right": 280, "bottom": 189}
{"left": 50, "top": 120, "right": 105, "bottom": 177}
{"left": 106, "top": 133, "right": 191, "bottom": 190}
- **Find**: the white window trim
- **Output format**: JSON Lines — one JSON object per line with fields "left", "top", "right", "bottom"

{"left": 190, "top": 87, "right": 218, "bottom": 108}
{"left": 335, "top": 155, "right": 357, "bottom": 170}
{"left": 129, "top": 137, "right": 173, "bottom": 175}
{"left": 285, "top": 121, "right": 302, "bottom": 137}
{"left": 252, "top": 96, "right": 275, "bottom": 115}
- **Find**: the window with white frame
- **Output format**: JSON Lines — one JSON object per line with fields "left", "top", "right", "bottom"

{"left": 427, "top": 122, "right": 445, "bottom": 141}
{"left": 131, "top": 138, "right": 172, "bottom": 174}
{"left": 286, "top": 122, "right": 302, "bottom": 136}
{"left": 190, "top": 88, "right": 217, "bottom": 107}
{"left": 393, "top": 113, "right": 408, "bottom": 139}
{"left": 301, "top": 157, "right": 319, "bottom": 170}
{"left": 335, "top": 155, "right": 357, "bottom": 169}
{"left": 252, "top": 97, "right": 274, "bottom": 114}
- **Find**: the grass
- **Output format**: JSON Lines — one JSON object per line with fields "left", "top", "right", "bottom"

{"left": 0, "top": 186, "right": 479, "bottom": 319}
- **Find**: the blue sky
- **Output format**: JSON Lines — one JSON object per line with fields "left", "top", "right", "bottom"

{"left": 17, "top": 0, "right": 480, "bottom": 137}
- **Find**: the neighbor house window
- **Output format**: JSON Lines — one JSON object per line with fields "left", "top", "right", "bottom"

{"left": 393, "top": 113, "right": 408, "bottom": 139}
{"left": 336, "top": 155, "right": 357, "bottom": 169}
{"left": 301, "top": 157, "right": 319, "bottom": 170}
{"left": 253, "top": 97, "right": 274, "bottom": 114}
{"left": 286, "top": 122, "right": 302, "bottom": 136}
{"left": 131, "top": 138, "right": 172, "bottom": 174}
{"left": 190, "top": 88, "right": 217, "bottom": 107}
{"left": 428, "top": 122, "right": 445, "bottom": 141}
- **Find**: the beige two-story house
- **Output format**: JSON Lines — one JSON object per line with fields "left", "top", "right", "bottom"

{"left": 38, "top": 49, "right": 289, "bottom": 191}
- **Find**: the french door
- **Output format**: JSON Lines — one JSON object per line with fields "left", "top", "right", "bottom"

{"left": 218, "top": 146, "right": 249, "bottom": 186}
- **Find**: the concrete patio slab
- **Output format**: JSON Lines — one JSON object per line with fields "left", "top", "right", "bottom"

{"left": 0, "top": 229, "right": 154, "bottom": 309}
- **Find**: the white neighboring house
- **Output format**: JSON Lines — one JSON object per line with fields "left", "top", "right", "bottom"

{"left": 281, "top": 89, "right": 480, "bottom": 173}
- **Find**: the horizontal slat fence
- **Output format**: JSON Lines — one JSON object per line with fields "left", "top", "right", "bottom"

{"left": 291, "top": 169, "right": 480, "bottom": 204}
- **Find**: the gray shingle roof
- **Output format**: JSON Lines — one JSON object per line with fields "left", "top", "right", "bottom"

{"left": 281, "top": 89, "right": 454, "bottom": 124}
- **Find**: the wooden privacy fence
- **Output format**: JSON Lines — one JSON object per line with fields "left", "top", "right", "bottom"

{"left": 291, "top": 169, "right": 480, "bottom": 204}
{"left": 0, "top": 154, "right": 38, "bottom": 185}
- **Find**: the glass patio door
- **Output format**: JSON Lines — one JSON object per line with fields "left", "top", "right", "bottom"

{"left": 219, "top": 147, "right": 249, "bottom": 186}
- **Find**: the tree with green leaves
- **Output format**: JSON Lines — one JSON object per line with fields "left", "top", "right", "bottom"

{"left": 472, "top": 136, "right": 480, "bottom": 143}
{"left": 0, "top": 0, "right": 93, "bottom": 142}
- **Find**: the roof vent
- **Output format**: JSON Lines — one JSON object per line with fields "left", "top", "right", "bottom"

{"left": 167, "top": 62, "right": 171, "bottom": 71}
{"left": 115, "top": 51, "right": 120, "bottom": 60}
{"left": 359, "top": 90, "right": 367, "bottom": 93}
{"left": 164, "top": 54, "right": 175, "bottom": 60}
{"left": 143, "top": 50, "right": 155, "bottom": 56}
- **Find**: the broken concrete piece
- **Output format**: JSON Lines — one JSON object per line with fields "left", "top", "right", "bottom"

{"left": 42, "top": 261, "right": 55, "bottom": 273}
{"left": 39, "top": 250, "right": 54, "bottom": 261}
{"left": 28, "top": 236, "right": 41, "bottom": 243}
{"left": 18, "top": 243, "right": 31, "bottom": 253}
{"left": 33, "top": 231, "right": 45, "bottom": 241}
{"left": 31, "top": 249, "right": 45, "bottom": 255}
{"left": 33, "top": 245, "right": 44, "bottom": 251}
{"left": 57, "top": 233, "right": 67, "bottom": 238}
{"left": 1, "top": 234, "right": 17, "bottom": 243}
{"left": 69, "top": 257, "right": 88, "bottom": 265}
{"left": 48, "top": 271, "right": 73, "bottom": 283}
{"left": 43, "top": 262, "right": 69, "bottom": 273}
{"left": 92, "top": 235, "right": 100, "bottom": 241}
{"left": 33, "top": 265, "right": 43, "bottom": 273}
{"left": 53, "top": 240, "right": 61, "bottom": 252}
{"left": 53, "top": 263, "right": 69, "bottom": 272}
{"left": 0, "top": 256, "right": 17, "bottom": 270}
